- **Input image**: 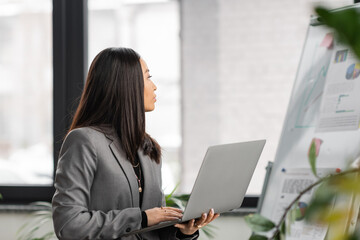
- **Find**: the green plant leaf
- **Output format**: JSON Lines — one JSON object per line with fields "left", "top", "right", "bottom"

{"left": 348, "top": 234, "right": 358, "bottom": 240}
{"left": 201, "top": 225, "right": 217, "bottom": 239}
{"left": 244, "top": 214, "right": 275, "bottom": 232}
{"left": 308, "top": 141, "right": 318, "bottom": 177}
{"left": 305, "top": 181, "right": 336, "bottom": 222}
{"left": 30, "top": 201, "right": 52, "bottom": 209}
{"left": 195, "top": 216, "right": 218, "bottom": 239}
{"left": 166, "top": 193, "right": 189, "bottom": 210}
{"left": 347, "top": 228, "right": 360, "bottom": 240}
{"left": 289, "top": 207, "right": 297, "bottom": 223}
{"left": 165, "top": 182, "right": 180, "bottom": 202}
{"left": 171, "top": 194, "right": 190, "bottom": 202}
{"left": 280, "top": 219, "right": 286, "bottom": 235}
{"left": 16, "top": 201, "right": 56, "bottom": 240}
{"left": 249, "top": 234, "right": 268, "bottom": 240}
{"left": 166, "top": 194, "right": 190, "bottom": 210}
{"left": 331, "top": 173, "right": 360, "bottom": 194}
{"left": 285, "top": 208, "right": 292, "bottom": 235}
{"left": 273, "top": 232, "right": 281, "bottom": 240}
{"left": 315, "top": 7, "right": 360, "bottom": 60}
{"left": 35, "top": 231, "right": 56, "bottom": 240}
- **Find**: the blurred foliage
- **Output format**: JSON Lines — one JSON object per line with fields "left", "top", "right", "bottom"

{"left": 245, "top": 159, "right": 360, "bottom": 239}
{"left": 308, "top": 140, "right": 318, "bottom": 177}
{"left": 244, "top": 214, "right": 275, "bottom": 232}
{"left": 305, "top": 171, "right": 360, "bottom": 240}
{"left": 249, "top": 235, "right": 268, "bottom": 240}
{"left": 17, "top": 201, "right": 56, "bottom": 240}
{"left": 315, "top": 6, "right": 360, "bottom": 59}
{"left": 165, "top": 183, "right": 189, "bottom": 211}
{"left": 308, "top": 138, "right": 322, "bottom": 178}
{"left": 245, "top": 214, "right": 277, "bottom": 240}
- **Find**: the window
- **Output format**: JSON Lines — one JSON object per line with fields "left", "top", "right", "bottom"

{"left": 0, "top": 0, "right": 86, "bottom": 204}
{"left": 0, "top": 0, "right": 52, "bottom": 185}
{"left": 88, "top": 0, "right": 181, "bottom": 194}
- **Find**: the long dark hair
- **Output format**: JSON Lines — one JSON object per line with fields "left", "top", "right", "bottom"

{"left": 69, "top": 47, "right": 161, "bottom": 164}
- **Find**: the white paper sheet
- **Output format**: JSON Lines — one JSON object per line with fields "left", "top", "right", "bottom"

{"left": 317, "top": 47, "right": 360, "bottom": 132}
{"left": 270, "top": 168, "right": 331, "bottom": 240}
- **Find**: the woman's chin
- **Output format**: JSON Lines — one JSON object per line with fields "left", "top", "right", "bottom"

{"left": 145, "top": 106, "right": 155, "bottom": 112}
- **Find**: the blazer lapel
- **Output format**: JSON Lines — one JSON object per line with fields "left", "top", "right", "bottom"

{"left": 138, "top": 149, "right": 159, "bottom": 209}
{"left": 109, "top": 142, "right": 140, "bottom": 207}
{"left": 100, "top": 126, "right": 140, "bottom": 207}
{"left": 97, "top": 126, "right": 160, "bottom": 209}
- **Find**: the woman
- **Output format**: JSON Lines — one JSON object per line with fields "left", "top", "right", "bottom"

{"left": 52, "top": 47, "right": 219, "bottom": 240}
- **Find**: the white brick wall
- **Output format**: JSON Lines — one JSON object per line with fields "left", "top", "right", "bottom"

{"left": 180, "top": 0, "right": 353, "bottom": 193}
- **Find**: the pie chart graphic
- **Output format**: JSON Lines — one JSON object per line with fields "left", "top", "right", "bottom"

{"left": 295, "top": 202, "right": 307, "bottom": 221}
{"left": 346, "top": 63, "right": 360, "bottom": 80}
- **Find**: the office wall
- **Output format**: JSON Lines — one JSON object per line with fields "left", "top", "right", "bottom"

{"left": 180, "top": 0, "right": 353, "bottom": 194}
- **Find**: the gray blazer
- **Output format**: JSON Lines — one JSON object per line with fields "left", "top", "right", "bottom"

{"left": 52, "top": 127, "right": 198, "bottom": 240}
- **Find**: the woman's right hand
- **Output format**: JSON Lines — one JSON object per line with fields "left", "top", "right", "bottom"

{"left": 145, "top": 207, "right": 183, "bottom": 226}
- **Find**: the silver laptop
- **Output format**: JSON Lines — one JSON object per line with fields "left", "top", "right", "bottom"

{"left": 127, "top": 139, "right": 266, "bottom": 235}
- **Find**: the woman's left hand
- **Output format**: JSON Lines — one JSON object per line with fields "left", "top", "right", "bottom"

{"left": 174, "top": 208, "right": 220, "bottom": 236}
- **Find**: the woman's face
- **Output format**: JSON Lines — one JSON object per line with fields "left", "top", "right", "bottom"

{"left": 140, "top": 58, "right": 157, "bottom": 112}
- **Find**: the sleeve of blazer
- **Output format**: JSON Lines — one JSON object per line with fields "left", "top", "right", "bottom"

{"left": 52, "top": 129, "right": 142, "bottom": 240}
{"left": 158, "top": 226, "right": 199, "bottom": 240}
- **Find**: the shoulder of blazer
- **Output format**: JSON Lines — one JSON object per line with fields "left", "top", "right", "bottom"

{"left": 62, "top": 127, "right": 110, "bottom": 152}
{"left": 67, "top": 126, "right": 111, "bottom": 140}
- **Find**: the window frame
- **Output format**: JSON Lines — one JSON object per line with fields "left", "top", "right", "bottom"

{"left": 0, "top": 0, "right": 88, "bottom": 204}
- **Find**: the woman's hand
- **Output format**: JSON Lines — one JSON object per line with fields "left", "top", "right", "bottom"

{"left": 175, "top": 208, "right": 220, "bottom": 236}
{"left": 145, "top": 207, "right": 183, "bottom": 227}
